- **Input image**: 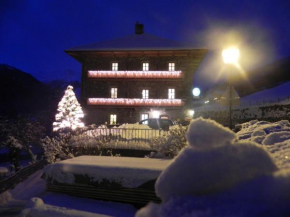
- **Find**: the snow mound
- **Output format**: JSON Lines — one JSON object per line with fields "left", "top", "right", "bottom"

{"left": 265, "top": 140, "right": 290, "bottom": 169}
{"left": 186, "top": 118, "right": 236, "bottom": 149}
{"left": 137, "top": 170, "right": 290, "bottom": 217}
{"left": 262, "top": 131, "right": 290, "bottom": 145}
{"left": 251, "top": 135, "right": 265, "bottom": 144}
{"left": 155, "top": 142, "right": 277, "bottom": 201}
{"left": 251, "top": 129, "right": 266, "bottom": 137}
{"left": 20, "top": 197, "right": 110, "bottom": 217}
{"left": 237, "top": 120, "right": 290, "bottom": 140}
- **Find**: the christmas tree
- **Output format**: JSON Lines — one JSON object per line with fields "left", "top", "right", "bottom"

{"left": 53, "top": 85, "right": 84, "bottom": 131}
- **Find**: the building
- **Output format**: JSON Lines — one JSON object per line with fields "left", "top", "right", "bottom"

{"left": 65, "top": 23, "right": 207, "bottom": 126}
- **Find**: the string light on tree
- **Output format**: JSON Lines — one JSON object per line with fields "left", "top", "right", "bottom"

{"left": 53, "top": 85, "right": 85, "bottom": 131}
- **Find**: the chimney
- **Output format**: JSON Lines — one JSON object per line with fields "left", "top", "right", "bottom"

{"left": 135, "top": 22, "right": 144, "bottom": 35}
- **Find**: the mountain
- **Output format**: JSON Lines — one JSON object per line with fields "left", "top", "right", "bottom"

{"left": 232, "top": 57, "right": 290, "bottom": 97}
{"left": 0, "top": 64, "right": 51, "bottom": 118}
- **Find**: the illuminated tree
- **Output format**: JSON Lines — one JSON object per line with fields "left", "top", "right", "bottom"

{"left": 53, "top": 85, "right": 84, "bottom": 131}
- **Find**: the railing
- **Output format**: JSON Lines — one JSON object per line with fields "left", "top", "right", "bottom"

{"left": 0, "top": 159, "right": 47, "bottom": 194}
{"left": 85, "top": 128, "right": 169, "bottom": 144}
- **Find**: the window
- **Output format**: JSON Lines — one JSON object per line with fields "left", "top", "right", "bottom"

{"left": 110, "top": 114, "right": 117, "bottom": 125}
{"left": 169, "top": 63, "right": 175, "bottom": 71}
{"left": 143, "top": 63, "right": 149, "bottom": 71}
{"left": 111, "top": 88, "right": 117, "bottom": 98}
{"left": 112, "top": 63, "right": 118, "bottom": 71}
{"left": 168, "top": 88, "right": 175, "bottom": 99}
{"left": 141, "top": 113, "right": 149, "bottom": 124}
{"left": 142, "top": 89, "right": 149, "bottom": 99}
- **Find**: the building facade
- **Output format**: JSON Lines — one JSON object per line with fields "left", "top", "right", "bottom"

{"left": 66, "top": 24, "right": 207, "bottom": 126}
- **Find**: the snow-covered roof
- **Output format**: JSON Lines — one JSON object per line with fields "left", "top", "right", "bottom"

{"left": 66, "top": 33, "right": 203, "bottom": 52}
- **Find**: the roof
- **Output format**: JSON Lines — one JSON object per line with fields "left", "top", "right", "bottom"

{"left": 66, "top": 33, "right": 203, "bottom": 52}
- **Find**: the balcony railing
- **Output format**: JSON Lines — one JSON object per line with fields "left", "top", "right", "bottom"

{"left": 87, "top": 98, "right": 183, "bottom": 106}
{"left": 88, "top": 70, "right": 183, "bottom": 79}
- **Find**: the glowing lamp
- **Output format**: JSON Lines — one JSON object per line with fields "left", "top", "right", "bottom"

{"left": 192, "top": 88, "right": 201, "bottom": 97}
{"left": 222, "top": 48, "right": 239, "bottom": 64}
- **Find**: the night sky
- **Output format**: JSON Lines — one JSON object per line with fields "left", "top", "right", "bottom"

{"left": 1, "top": 0, "right": 289, "bottom": 89}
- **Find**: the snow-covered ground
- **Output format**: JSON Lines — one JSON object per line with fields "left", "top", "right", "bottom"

{"left": 3, "top": 118, "right": 290, "bottom": 216}
{"left": 136, "top": 118, "right": 290, "bottom": 217}
{"left": 0, "top": 169, "right": 137, "bottom": 217}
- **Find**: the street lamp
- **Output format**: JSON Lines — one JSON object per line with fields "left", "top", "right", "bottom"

{"left": 222, "top": 47, "right": 239, "bottom": 130}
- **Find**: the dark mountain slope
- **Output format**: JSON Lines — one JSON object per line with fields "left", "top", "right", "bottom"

{"left": 0, "top": 64, "right": 50, "bottom": 118}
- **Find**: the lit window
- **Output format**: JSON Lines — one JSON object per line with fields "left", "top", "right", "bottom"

{"left": 169, "top": 63, "right": 175, "bottom": 71}
{"left": 142, "top": 89, "right": 149, "bottom": 99}
{"left": 168, "top": 88, "right": 175, "bottom": 99}
{"left": 141, "top": 113, "right": 149, "bottom": 124}
{"left": 112, "top": 63, "right": 118, "bottom": 71}
{"left": 110, "top": 114, "right": 117, "bottom": 125}
{"left": 143, "top": 63, "right": 149, "bottom": 71}
{"left": 111, "top": 88, "right": 117, "bottom": 98}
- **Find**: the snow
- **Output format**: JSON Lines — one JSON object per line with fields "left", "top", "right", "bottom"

{"left": 0, "top": 169, "right": 137, "bottom": 216}
{"left": 262, "top": 131, "right": 290, "bottom": 145}
{"left": 20, "top": 198, "right": 111, "bottom": 217}
{"left": 43, "top": 156, "right": 172, "bottom": 188}
{"left": 186, "top": 117, "right": 236, "bottom": 149}
{"left": 136, "top": 118, "right": 290, "bottom": 217}
{"left": 241, "top": 81, "right": 290, "bottom": 104}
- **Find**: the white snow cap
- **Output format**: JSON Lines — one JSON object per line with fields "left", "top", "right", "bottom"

{"left": 156, "top": 142, "right": 277, "bottom": 201}
{"left": 186, "top": 117, "right": 236, "bottom": 149}
{"left": 155, "top": 118, "right": 277, "bottom": 202}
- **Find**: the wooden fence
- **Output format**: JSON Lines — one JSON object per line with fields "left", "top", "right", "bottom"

{"left": 0, "top": 159, "right": 47, "bottom": 194}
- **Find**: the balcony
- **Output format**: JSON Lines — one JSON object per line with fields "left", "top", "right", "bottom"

{"left": 87, "top": 98, "right": 183, "bottom": 107}
{"left": 88, "top": 70, "right": 183, "bottom": 79}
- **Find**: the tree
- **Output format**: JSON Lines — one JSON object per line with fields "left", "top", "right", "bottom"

{"left": 0, "top": 117, "right": 45, "bottom": 169}
{"left": 53, "top": 85, "right": 84, "bottom": 131}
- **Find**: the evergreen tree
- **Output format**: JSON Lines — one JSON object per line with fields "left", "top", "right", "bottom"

{"left": 53, "top": 85, "right": 84, "bottom": 131}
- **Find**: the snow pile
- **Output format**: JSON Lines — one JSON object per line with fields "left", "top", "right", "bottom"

{"left": 43, "top": 156, "right": 171, "bottom": 188}
{"left": 136, "top": 118, "right": 285, "bottom": 217}
{"left": 262, "top": 131, "right": 290, "bottom": 145}
{"left": 237, "top": 119, "right": 290, "bottom": 141}
{"left": 236, "top": 120, "right": 290, "bottom": 169}
{"left": 186, "top": 118, "right": 236, "bottom": 149}
{"left": 20, "top": 197, "right": 110, "bottom": 217}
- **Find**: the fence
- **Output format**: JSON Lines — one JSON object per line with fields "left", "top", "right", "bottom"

{"left": 85, "top": 128, "right": 169, "bottom": 144}
{"left": 0, "top": 159, "right": 47, "bottom": 194}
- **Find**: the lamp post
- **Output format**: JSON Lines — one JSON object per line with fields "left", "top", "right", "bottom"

{"left": 222, "top": 48, "right": 239, "bottom": 130}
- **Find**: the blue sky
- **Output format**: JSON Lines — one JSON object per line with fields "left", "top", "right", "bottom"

{"left": 1, "top": 0, "right": 289, "bottom": 89}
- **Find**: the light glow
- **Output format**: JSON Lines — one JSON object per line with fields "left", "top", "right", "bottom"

{"left": 53, "top": 85, "right": 85, "bottom": 131}
{"left": 152, "top": 110, "right": 160, "bottom": 118}
{"left": 222, "top": 48, "right": 240, "bottom": 64}
{"left": 192, "top": 87, "right": 201, "bottom": 97}
{"left": 88, "top": 98, "right": 183, "bottom": 106}
{"left": 88, "top": 70, "right": 183, "bottom": 78}
{"left": 188, "top": 110, "right": 195, "bottom": 116}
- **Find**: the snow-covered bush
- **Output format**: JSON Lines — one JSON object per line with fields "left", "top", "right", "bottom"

{"left": 41, "top": 133, "right": 74, "bottom": 163}
{"left": 149, "top": 125, "right": 188, "bottom": 158}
